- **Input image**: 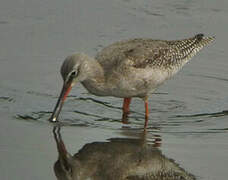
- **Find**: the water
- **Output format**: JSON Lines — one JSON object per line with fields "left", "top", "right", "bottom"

{"left": 0, "top": 0, "right": 228, "bottom": 179}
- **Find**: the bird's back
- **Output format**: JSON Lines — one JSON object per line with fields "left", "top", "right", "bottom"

{"left": 96, "top": 34, "right": 214, "bottom": 72}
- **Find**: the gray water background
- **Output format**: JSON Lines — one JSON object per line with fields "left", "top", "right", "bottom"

{"left": 0, "top": 0, "right": 228, "bottom": 179}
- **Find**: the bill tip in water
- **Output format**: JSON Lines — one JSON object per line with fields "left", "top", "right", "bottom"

{"left": 49, "top": 117, "right": 57, "bottom": 122}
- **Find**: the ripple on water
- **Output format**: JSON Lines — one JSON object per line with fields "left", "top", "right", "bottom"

{"left": 15, "top": 111, "right": 52, "bottom": 122}
{"left": 15, "top": 109, "right": 228, "bottom": 135}
{"left": 15, "top": 92, "right": 228, "bottom": 135}
{"left": 162, "top": 110, "right": 228, "bottom": 134}
{"left": 0, "top": 96, "right": 15, "bottom": 103}
{"left": 175, "top": 110, "right": 228, "bottom": 118}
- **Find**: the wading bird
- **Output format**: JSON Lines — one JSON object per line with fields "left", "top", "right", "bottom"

{"left": 49, "top": 34, "right": 214, "bottom": 128}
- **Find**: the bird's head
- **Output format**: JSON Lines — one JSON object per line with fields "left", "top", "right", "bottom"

{"left": 49, "top": 53, "right": 90, "bottom": 122}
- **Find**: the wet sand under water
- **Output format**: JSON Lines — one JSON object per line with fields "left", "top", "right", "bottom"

{"left": 0, "top": 0, "right": 228, "bottom": 179}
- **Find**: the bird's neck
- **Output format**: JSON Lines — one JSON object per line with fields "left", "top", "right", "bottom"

{"left": 81, "top": 57, "right": 108, "bottom": 96}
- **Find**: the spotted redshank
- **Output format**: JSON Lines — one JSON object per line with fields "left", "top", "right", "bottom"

{"left": 49, "top": 34, "right": 214, "bottom": 128}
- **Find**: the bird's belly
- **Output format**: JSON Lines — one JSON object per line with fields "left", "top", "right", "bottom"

{"left": 83, "top": 68, "right": 175, "bottom": 98}
{"left": 122, "top": 68, "right": 177, "bottom": 97}
{"left": 108, "top": 69, "right": 171, "bottom": 98}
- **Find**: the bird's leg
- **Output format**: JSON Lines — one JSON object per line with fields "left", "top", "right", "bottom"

{"left": 144, "top": 96, "right": 149, "bottom": 129}
{"left": 122, "top": 98, "right": 132, "bottom": 124}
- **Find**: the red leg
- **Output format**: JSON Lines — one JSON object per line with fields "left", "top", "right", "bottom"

{"left": 122, "top": 98, "right": 132, "bottom": 124}
{"left": 144, "top": 97, "right": 149, "bottom": 129}
{"left": 123, "top": 98, "right": 131, "bottom": 114}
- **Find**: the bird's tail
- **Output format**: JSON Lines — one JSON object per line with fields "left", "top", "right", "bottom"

{"left": 193, "top": 33, "right": 215, "bottom": 50}
{"left": 169, "top": 33, "right": 215, "bottom": 53}
{"left": 166, "top": 34, "right": 215, "bottom": 67}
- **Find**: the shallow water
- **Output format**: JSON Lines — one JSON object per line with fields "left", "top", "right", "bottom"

{"left": 0, "top": 0, "right": 228, "bottom": 179}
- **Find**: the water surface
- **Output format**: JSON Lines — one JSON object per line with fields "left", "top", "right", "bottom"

{"left": 0, "top": 0, "right": 228, "bottom": 179}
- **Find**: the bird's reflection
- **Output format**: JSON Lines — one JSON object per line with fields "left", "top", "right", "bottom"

{"left": 53, "top": 126, "right": 196, "bottom": 180}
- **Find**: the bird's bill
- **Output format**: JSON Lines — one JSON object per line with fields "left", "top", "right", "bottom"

{"left": 49, "top": 82, "right": 72, "bottom": 122}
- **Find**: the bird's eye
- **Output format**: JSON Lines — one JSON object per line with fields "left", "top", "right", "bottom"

{"left": 70, "top": 70, "right": 77, "bottom": 77}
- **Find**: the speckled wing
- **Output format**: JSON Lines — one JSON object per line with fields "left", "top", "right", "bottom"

{"left": 95, "top": 38, "right": 168, "bottom": 72}
{"left": 95, "top": 34, "right": 214, "bottom": 71}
